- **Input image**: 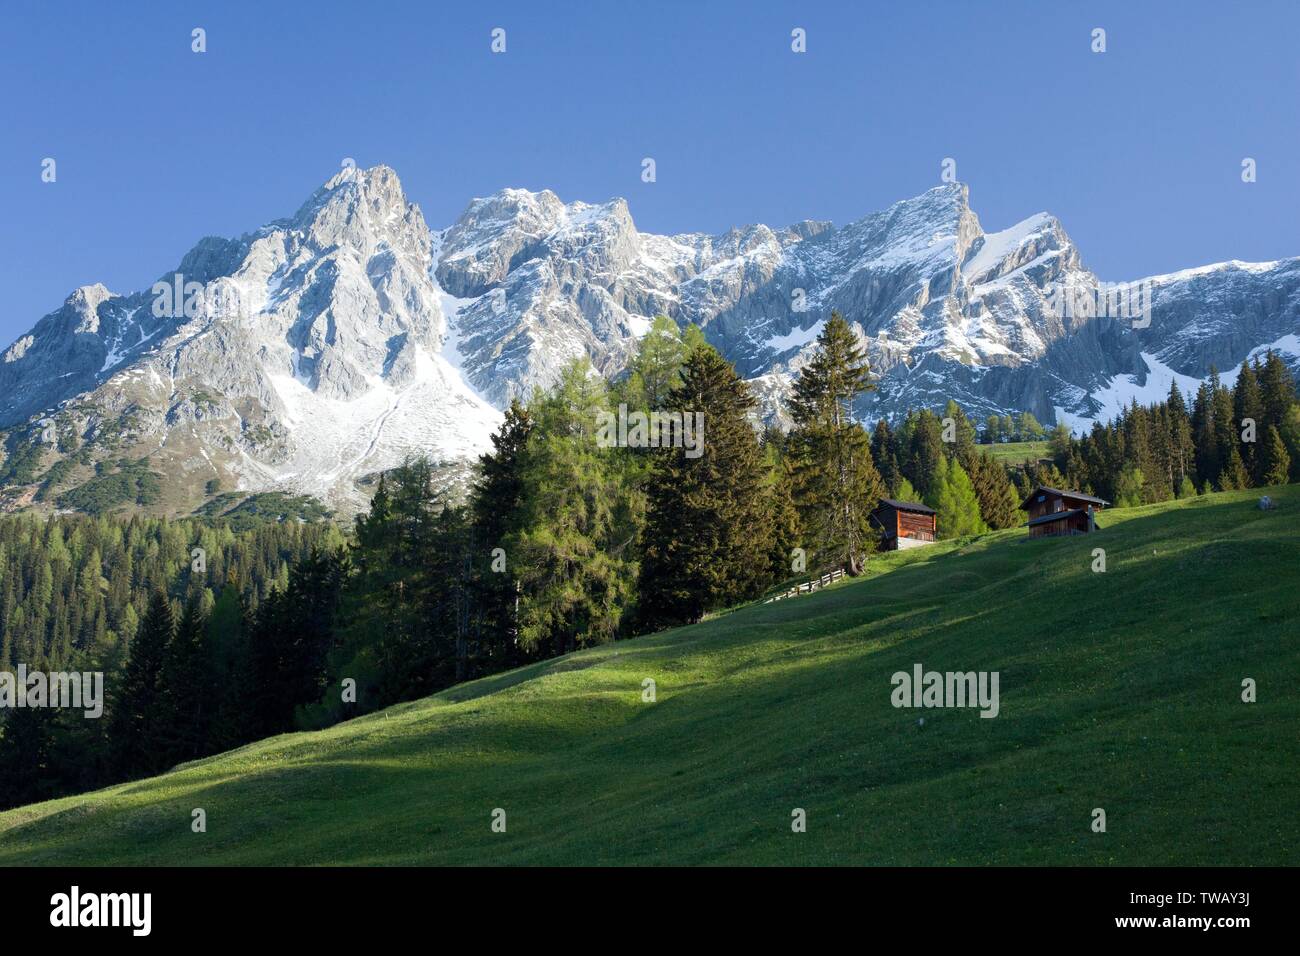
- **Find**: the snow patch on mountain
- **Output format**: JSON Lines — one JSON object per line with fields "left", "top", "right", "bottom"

{"left": 1, "top": 165, "right": 1295, "bottom": 516}
{"left": 1054, "top": 352, "right": 1202, "bottom": 434}
{"left": 765, "top": 320, "right": 825, "bottom": 354}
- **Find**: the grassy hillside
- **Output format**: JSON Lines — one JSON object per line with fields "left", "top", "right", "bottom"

{"left": 2, "top": 487, "right": 1296, "bottom": 865}
{"left": 982, "top": 440, "right": 1051, "bottom": 465}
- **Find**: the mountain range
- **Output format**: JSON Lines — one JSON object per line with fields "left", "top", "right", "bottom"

{"left": 2, "top": 164, "right": 1296, "bottom": 513}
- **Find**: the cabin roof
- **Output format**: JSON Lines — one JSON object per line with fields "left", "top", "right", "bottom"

{"left": 1026, "top": 508, "right": 1099, "bottom": 528}
{"left": 1020, "top": 486, "right": 1109, "bottom": 510}
{"left": 876, "top": 498, "right": 937, "bottom": 515}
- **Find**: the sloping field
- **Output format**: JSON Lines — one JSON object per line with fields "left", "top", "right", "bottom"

{"left": 2, "top": 487, "right": 1295, "bottom": 865}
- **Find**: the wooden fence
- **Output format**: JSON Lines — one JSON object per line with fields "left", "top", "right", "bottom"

{"left": 762, "top": 568, "right": 845, "bottom": 604}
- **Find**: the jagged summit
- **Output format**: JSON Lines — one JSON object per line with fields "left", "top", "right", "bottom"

{"left": 2, "top": 164, "right": 1296, "bottom": 514}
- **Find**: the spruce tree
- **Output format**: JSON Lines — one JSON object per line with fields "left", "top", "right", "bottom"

{"left": 1218, "top": 445, "right": 1250, "bottom": 491}
{"left": 110, "top": 590, "right": 174, "bottom": 776}
{"left": 1234, "top": 359, "right": 1266, "bottom": 483}
{"left": 1281, "top": 405, "right": 1300, "bottom": 482}
{"left": 1260, "top": 425, "right": 1292, "bottom": 487}
{"left": 1166, "top": 382, "right": 1195, "bottom": 490}
{"left": 1047, "top": 422, "right": 1073, "bottom": 462}
{"left": 763, "top": 459, "right": 803, "bottom": 585}
{"left": 903, "top": 410, "right": 946, "bottom": 497}
{"left": 470, "top": 399, "right": 535, "bottom": 666}
{"left": 206, "top": 581, "right": 250, "bottom": 752}
{"left": 1191, "top": 380, "right": 1220, "bottom": 483}
{"left": 639, "top": 346, "right": 773, "bottom": 626}
{"left": 871, "top": 419, "right": 902, "bottom": 495}
{"left": 156, "top": 599, "right": 213, "bottom": 766}
{"left": 961, "top": 449, "right": 1020, "bottom": 529}
{"left": 1257, "top": 350, "right": 1297, "bottom": 429}
{"left": 943, "top": 400, "right": 977, "bottom": 454}
{"left": 787, "top": 312, "right": 884, "bottom": 575}
{"left": 984, "top": 415, "right": 1002, "bottom": 444}
{"left": 1211, "top": 370, "right": 1238, "bottom": 485}
{"left": 0, "top": 706, "right": 55, "bottom": 809}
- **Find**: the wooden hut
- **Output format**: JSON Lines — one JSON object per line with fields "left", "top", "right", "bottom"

{"left": 1022, "top": 486, "right": 1108, "bottom": 537}
{"left": 871, "top": 499, "right": 938, "bottom": 550}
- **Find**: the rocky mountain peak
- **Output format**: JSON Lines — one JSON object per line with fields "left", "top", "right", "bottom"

{"left": 286, "top": 163, "right": 430, "bottom": 263}
{"left": 0, "top": 166, "right": 1294, "bottom": 517}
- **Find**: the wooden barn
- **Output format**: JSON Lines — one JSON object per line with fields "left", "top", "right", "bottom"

{"left": 871, "top": 499, "right": 938, "bottom": 550}
{"left": 1022, "top": 486, "right": 1109, "bottom": 537}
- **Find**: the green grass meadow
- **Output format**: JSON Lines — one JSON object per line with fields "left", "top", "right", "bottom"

{"left": 1, "top": 486, "right": 1296, "bottom": 865}
{"left": 981, "top": 440, "right": 1052, "bottom": 466}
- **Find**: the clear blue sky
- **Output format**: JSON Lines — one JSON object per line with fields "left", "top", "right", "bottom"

{"left": 1, "top": 0, "right": 1296, "bottom": 343}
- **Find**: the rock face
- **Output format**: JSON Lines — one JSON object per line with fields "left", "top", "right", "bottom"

{"left": 1, "top": 165, "right": 1296, "bottom": 513}
{"left": 426, "top": 178, "right": 1300, "bottom": 426}
{"left": 0, "top": 166, "right": 501, "bottom": 513}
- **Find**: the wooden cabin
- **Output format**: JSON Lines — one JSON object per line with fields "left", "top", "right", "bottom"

{"left": 1022, "top": 486, "right": 1108, "bottom": 537}
{"left": 871, "top": 499, "right": 938, "bottom": 550}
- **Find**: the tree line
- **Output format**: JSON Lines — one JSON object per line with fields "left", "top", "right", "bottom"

{"left": 0, "top": 515, "right": 342, "bottom": 807}
{"left": 2, "top": 316, "right": 1295, "bottom": 809}
{"left": 1031, "top": 352, "right": 1299, "bottom": 504}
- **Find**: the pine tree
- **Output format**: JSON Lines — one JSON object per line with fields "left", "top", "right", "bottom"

{"left": 639, "top": 347, "right": 773, "bottom": 626}
{"left": 903, "top": 410, "right": 945, "bottom": 497}
{"left": 206, "top": 580, "right": 250, "bottom": 752}
{"left": 1260, "top": 425, "right": 1291, "bottom": 487}
{"left": 0, "top": 706, "right": 55, "bottom": 809}
{"left": 942, "top": 400, "right": 977, "bottom": 454}
{"left": 155, "top": 599, "right": 213, "bottom": 766}
{"left": 787, "top": 312, "right": 883, "bottom": 575}
{"left": 1281, "top": 405, "right": 1300, "bottom": 482}
{"left": 469, "top": 398, "right": 535, "bottom": 666}
{"left": 1218, "top": 445, "right": 1250, "bottom": 491}
{"left": 1191, "top": 379, "right": 1220, "bottom": 484}
{"left": 871, "top": 419, "right": 902, "bottom": 495}
{"left": 110, "top": 590, "right": 174, "bottom": 776}
{"left": 962, "top": 449, "right": 1021, "bottom": 529}
{"left": 762, "top": 458, "right": 803, "bottom": 585}
{"left": 1234, "top": 359, "right": 1266, "bottom": 483}
{"left": 1257, "top": 350, "right": 1297, "bottom": 429}
{"left": 1166, "top": 382, "right": 1195, "bottom": 490}
{"left": 1211, "top": 370, "right": 1239, "bottom": 486}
